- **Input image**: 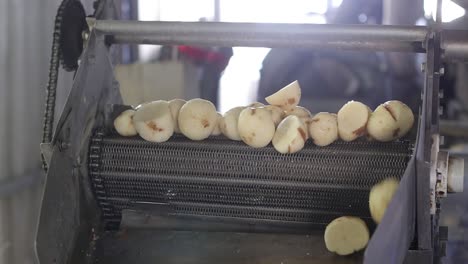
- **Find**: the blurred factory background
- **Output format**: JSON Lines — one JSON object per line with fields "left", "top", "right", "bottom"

{"left": 0, "top": 0, "right": 467, "bottom": 263}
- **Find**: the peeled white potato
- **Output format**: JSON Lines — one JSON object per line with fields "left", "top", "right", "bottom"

{"left": 337, "top": 101, "right": 371, "bottom": 141}
{"left": 265, "top": 80, "right": 301, "bottom": 111}
{"left": 211, "top": 113, "right": 223, "bottom": 136}
{"left": 367, "top": 101, "right": 414, "bottom": 142}
{"left": 308, "top": 112, "right": 338, "bottom": 147}
{"left": 272, "top": 115, "right": 308, "bottom": 154}
{"left": 324, "top": 216, "right": 370, "bottom": 256}
{"left": 168, "top": 99, "right": 186, "bottom": 133}
{"left": 133, "top": 101, "right": 174, "bottom": 142}
{"left": 220, "top": 106, "right": 245, "bottom": 140}
{"left": 369, "top": 178, "right": 399, "bottom": 224}
{"left": 114, "top": 109, "right": 138, "bottom": 136}
{"left": 265, "top": 105, "right": 285, "bottom": 126}
{"left": 382, "top": 100, "right": 414, "bottom": 138}
{"left": 285, "top": 106, "right": 312, "bottom": 120}
{"left": 238, "top": 107, "right": 276, "bottom": 148}
{"left": 178, "top": 98, "right": 218, "bottom": 140}
{"left": 367, "top": 105, "right": 399, "bottom": 142}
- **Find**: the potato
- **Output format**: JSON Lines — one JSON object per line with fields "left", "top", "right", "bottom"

{"left": 383, "top": 100, "right": 414, "bottom": 138}
{"left": 133, "top": 100, "right": 174, "bottom": 142}
{"left": 265, "top": 105, "right": 285, "bottom": 127}
{"left": 369, "top": 178, "right": 399, "bottom": 224}
{"left": 337, "top": 101, "right": 371, "bottom": 141}
{"left": 220, "top": 106, "right": 245, "bottom": 140}
{"left": 324, "top": 216, "right": 370, "bottom": 256}
{"left": 367, "top": 101, "right": 414, "bottom": 141}
{"left": 178, "top": 98, "right": 218, "bottom": 140}
{"left": 367, "top": 105, "right": 399, "bottom": 142}
{"left": 265, "top": 80, "right": 301, "bottom": 111}
{"left": 114, "top": 109, "right": 137, "bottom": 136}
{"left": 238, "top": 107, "right": 276, "bottom": 148}
{"left": 211, "top": 113, "right": 223, "bottom": 136}
{"left": 308, "top": 112, "right": 338, "bottom": 146}
{"left": 272, "top": 115, "right": 308, "bottom": 154}
{"left": 168, "top": 99, "right": 186, "bottom": 133}
{"left": 285, "top": 106, "right": 312, "bottom": 120}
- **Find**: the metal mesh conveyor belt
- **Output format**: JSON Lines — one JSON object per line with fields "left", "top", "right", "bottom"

{"left": 89, "top": 131, "right": 413, "bottom": 230}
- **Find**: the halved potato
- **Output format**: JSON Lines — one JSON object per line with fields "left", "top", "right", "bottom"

{"left": 238, "top": 107, "right": 276, "bottom": 148}
{"left": 337, "top": 101, "right": 371, "bottom": 141}
{"left": 133, "top": 100, "right": 174, "bottom": 142}
{"left": 272, "top": 115, "right": 308, "bottom": 154}
{"left": 178, "top": 98, "right": 218, "bottom": 140}
{"left": 265, "top": 80, "right": 301, "bottom": 111}
{"left": 114, "top": 109, "right": 137, "bottom": 136}
{"left": 324, "top": 216, "right": 370, "bottom": 256}
{"left": 308, "top": 112, "right": 338, "bottom": 146}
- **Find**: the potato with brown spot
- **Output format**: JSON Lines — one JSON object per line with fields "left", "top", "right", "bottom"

{"left": 168, "top": 99, "right": 186, "bottom": 133}
{"left": 308, "top": 112, "right": 338, "bottom": 146}
{"left": 114, "top": 109, "right": 138, "bottom": 136}
{"left": 265, "top": 80, "right": 301, "bottom": 111}
{"left": 272, "top": 115, "right": 307, "bottom": 154}
{"left": 238, "top": 107, "right": 275, "bottom": 148}
{"left": 337, "top": 101, "right": 371, "bottom": 141}
{"left": 133, "top": 100, "right": 174, "bottom": 142}
{"left": 178, "top": 98, "right": 218, "bottom": 140}
{"left": 384, "top": 100, "right": 414, "bottom": 138}
{"left": 367, "top": 101, "right": 414, "bottom": 141}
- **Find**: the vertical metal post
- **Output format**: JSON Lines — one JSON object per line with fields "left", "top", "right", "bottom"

{"left": 417, "top": 0, "right": 442, "bottom": 256}
{"left": 214, "top": 0, "right": 220, "bottom": 22}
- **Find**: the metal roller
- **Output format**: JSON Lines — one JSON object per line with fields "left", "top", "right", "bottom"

{"left": 89, "top": 131, "right": 413, "bottom": 231}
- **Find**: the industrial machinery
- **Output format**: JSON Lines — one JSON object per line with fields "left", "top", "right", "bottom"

{"left": 36, "top": 0, "right": 466, "bottom": 263}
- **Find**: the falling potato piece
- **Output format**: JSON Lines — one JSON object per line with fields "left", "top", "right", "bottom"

{"left": 308, "top": 112, "right": 338, "bottom": 147}
{"left": 247, "top": 102, "right": 265, "bottom": 107}
{"left": 272, "top": 115, "right": 308, "bottom": 154}
{"left": 220, "top": 106, "right": 245, "bottom": 140}
{"left": 324, "top": 216, "right": 370, "bottom": 256}
{"left": 133, "top": 100, "right": 174, "bottom": 142}
{"left": 114, "top": 109, "right": 138, "bottom": 136}
{"left": 369, "top": 178, "right": 399, "bottom": 224}
{"left": 178, "top": 98, "right": 218, "bottom": 140}
{"left": 211, "top": 113, "right": 223, "bottom": 136}
{"left": 382, "top": 100, "right": 414, "bottom": 138}
{"left": 265, "top": 80, "right": 301, "bottom": 111}
{"left": 168, "top": 99, "right": 186, "bottom": 133}
{"left": 337, "top": 101, "right": 371, "bottom": 141}
{"left": 265, "top": 105, "right": 285, "bottom": 127}
{"left": 238, "top": 107, "right": 276, "bottom": 148}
